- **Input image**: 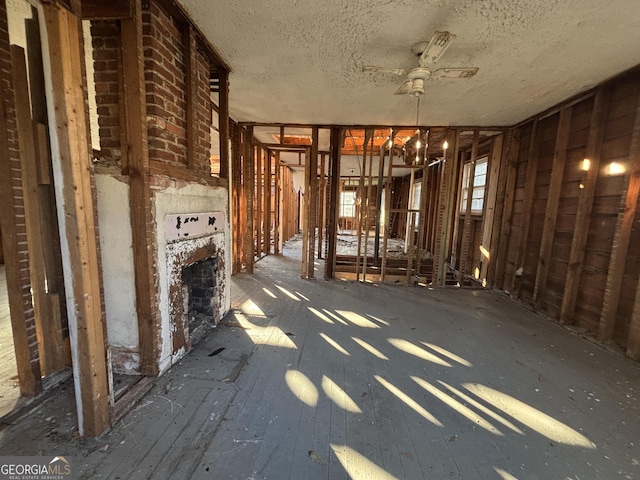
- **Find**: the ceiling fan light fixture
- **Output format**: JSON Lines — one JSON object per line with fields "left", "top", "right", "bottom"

{"left": 409, "top": 78, "right": 424, "bottom": 96}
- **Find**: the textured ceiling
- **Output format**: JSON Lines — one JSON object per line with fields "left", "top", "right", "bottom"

{"left": 177, "top": 0, "right": 640, "bottom": 128}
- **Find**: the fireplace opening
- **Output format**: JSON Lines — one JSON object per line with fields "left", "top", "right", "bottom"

{"left": 181, "top": 256, "right": 218, "bottom": 338}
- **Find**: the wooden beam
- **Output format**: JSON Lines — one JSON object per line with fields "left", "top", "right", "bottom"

{"left": 184, "top": 25, "right": 197, "bottom": 169}
{"left": 435, "top": 130, "right": 460, "bottom": 286}
{"left": 274, "top": 152, "right": 281, "bottom": 254}
{"left": 218, "top": 69, "right": 230, "bottom": 179}
{"left": 533, "top": 107, "right": 572, "bottom": 308}
{"left": 479, "top": 133, "right": 504, "bottom": 284}
{"left": 458, "top": 130, "right": 479, "bottom": 280}
{"left": 255, "top": 146, "right": 263, "bottom": 258}
{"left": 265, "top": 151, "right": 272, "bottom": 256}
{"left": 43, "top": 3, "right": 109, "bottom": 436}
{"left": 121, "top": 0, "right": 159, "bottom": 376}
{"left": 324, "top": 127, "right": 341, "bottom": 279}
{"left": 560, "top": 89, "right": 609, "bottom": 323}
{"left": 317, "top": 153, "right": 326, "bottom": 259}
{"left": 301, "top": 147, "right": 310, "bottom": 278}
{"left": 243, "top": 126, "right": 255, "bottom": 273}
{"left": 11, "top": 46, "right": 61, "bottom": 375}
{"left": 492, "top": 129, "right": 520, "bottom": 290}
{"left": 307, "top": 127, "right": 319, "bottom": 278}
{"left": 510, "top": 120, "right": 540, "bottom": 295}
{"left": 598, "top": 91, "right": 640, "bottom": 340}
{"left": 0, "top": 44, "right": 41, "bottom": 397}
{"left": 628, "top": 269, "right": 640, "bottom": 360}
{"left": 81, "top": 0, "right": 132, "bottom": 20}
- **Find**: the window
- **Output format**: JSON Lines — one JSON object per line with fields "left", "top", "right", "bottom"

{"left": 340, "top": 191, "right": 357, "bottom": 218}
{"left": 409, "top": 180, "right": 422, "bottom": 230}
{"left": 461, "top": 157, "right": 488, "bottom": 213}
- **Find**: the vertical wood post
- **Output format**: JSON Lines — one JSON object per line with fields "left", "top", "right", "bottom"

{"left": 0, "top": 29, "right": 41, "bottom": 397}
{"left": 120, "top": 0, "right": 158, "bottom": 376}
{"left": 255, "top": 146, "right": 263, "bottom": 257}
{"left": 43, "top": 3, "right": 110, "bottom": 435}
{"left": 243, "top": 126, "right": 255, "bottom": 273}
{"left": 218, "top": 69, "right": 230, "bottom": 179}
{"left": 458, "top": 130, "right": 479, "bottom": 280}
{"left": 274, "top": 152, "right": 281, "bottom": 254}
{"left": 598, "top": 92, "right": 640, "bottom": 340}
{"left": 493, "top": 129, "right": 520, "bottom": 290}
{"left": 307, "top": 127, "right": 319, "bottom": 277}
{"left": 325, "top": 127, "right": 341, "bottom": 279}
{"left": 533, "top": 107, "right": 572, "bottom": 308}
{"left": 318, "top": 153, "right": 326, "bottom": 259}
{"left": 479, "top": 134, "right": 504, "bottom": 285}
{"left": 11, "top": 46, "right": 60, "bottom": 374}
{"left": 184, "top": 25, "right": 196, "bottom": 169}
{"left": 264, "top": 150, "right": 272, "bottom": 256}
{"left": 510, "top": 119, "right": 540, "bottom": 296}
{"left": 560, "top": 90, "right": 609, "bottom": 323}
{"left": 434, "top": 130, "right": 460, "bottom": 286}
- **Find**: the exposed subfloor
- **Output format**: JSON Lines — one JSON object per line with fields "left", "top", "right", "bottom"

{"left": 1, "top": 241, "right": 639, "bottom": 479}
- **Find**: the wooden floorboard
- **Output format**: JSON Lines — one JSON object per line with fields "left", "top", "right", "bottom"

{"left": 1, "top": 240, "right": 640, "bottom": 480}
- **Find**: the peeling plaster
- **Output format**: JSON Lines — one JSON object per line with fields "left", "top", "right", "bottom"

{"left": 154, "top": 182, "right": 231, "bottom": 372}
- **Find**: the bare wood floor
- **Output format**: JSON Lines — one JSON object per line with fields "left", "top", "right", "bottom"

{"left": 1, "top": 242, "right": 639, "bottom": 479}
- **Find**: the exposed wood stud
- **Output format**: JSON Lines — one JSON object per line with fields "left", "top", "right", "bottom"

{"left": 255, "top": 146, "right": 263, "bottom": 258}
{"left": 317, "top": 153, "right": 327, "bottom": 259}
{"left": 434, "top": 130, "right": 460, "bottom": 286}
{"left": 0, "top": 46, "right": 41, "bottom": 397}
{"left": 121, "top": 0, "right": 158, "bottom": 376}
{"left": 598, "top": 88, "right": 640, "bottom": 340}
{"left": 479, "top": 133, "right": 504, "bottom": 285}
{"left": 43, "top": 3, "right": 110, "bottom": 435}
{"left": 628, "top": 268, "right": 640, "bottom": 359}
{"left": 184, "top": 25, "right": 197, "bottom": 169}
{"left": 244, "top": 127, "right": 255, "bottom": 273}
{"left": 264, "top": 150, "right": 272, "bottom": 256}
{"left": 533, "top": 107, "right": 573, "bottom": 308}
{"left": 274, "top": 151, "right": 281, "bottom": 255}
{"left": 560, "top": 89, "right": 610, "bottom": 323}
{"left": 458, "top": 130, "right": 479, "bottom": 281}
{"left": 218, "top": 69, "right": 230, "bottom": 179}
{"left": 325, "top": 127, "right": 341, "bottom": 279}
{"left": 510, "top": 119, "right": 540, "bottom": 296}
{"left": 493, "top": 129, "right": 520, "bottom": 290}
{"left": 11, "top": 46, "right": 61, "bottom": 375}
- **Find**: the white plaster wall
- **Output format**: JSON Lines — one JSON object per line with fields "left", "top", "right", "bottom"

{"left": 154, "top": 182, "right": 231, "bottom": 373}
{"left": 95, "top": 175, "right": 139, "bottom": 349}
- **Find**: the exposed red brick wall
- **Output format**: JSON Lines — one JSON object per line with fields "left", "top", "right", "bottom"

{"left": 90, "top": 20, "right": 122, "bottom": 168}
{"left": 143, "top": 1, "right": 188, "bottom": 167}
{"left": 194, "top": 43, "right": 213, "bottom": 175}
{"left": 142, "top": 1, "right": 212, "bottom": 173}
{"left": 91, "top": 4, "right": 213, "bottom": 175}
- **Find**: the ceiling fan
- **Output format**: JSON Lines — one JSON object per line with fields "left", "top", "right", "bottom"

{"left": 363, "top": 31, "right": 478, "bottom": 97}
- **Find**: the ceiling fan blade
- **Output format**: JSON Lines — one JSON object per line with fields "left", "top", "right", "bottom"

{"left": 419, "top": 31, "right": 456, "bottom": 66}
{"left": 394, "top": 79, "right": 413, "bottom": 95}
{"left": 363, "top": 66, "right": 407, "bottom": 76}
{"left": 433, "top": 67, "right": 479, "bottom": 79}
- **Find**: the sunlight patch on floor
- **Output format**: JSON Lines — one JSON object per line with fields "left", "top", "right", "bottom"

{"left": 331, "top": 444, "right": 399, "bottom": 480}
{"left": 322, "top": 375, "right": 362, "bottom": 413}
{"left": 374, "top": 375, "right": 442, "bottom": 427}
{"left": 463, "top": 383, "right": 596, "bottom": 448}
{"left": 285, "top": 370, "right": 318, "bottom": 407}
{"left": 387, "top": 338, "right": 452, "bottom": 367}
